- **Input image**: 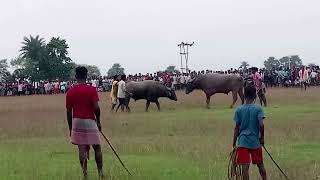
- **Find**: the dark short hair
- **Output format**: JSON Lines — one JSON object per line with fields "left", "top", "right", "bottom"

{"left": 244, "top": 84, "right": 257, "bottom": 100}
{"left": 75, "top": 66, "right": 88, "bottom": 80}
{"left": 113, "top": 75, "right": 118, "bottom": 80}
{"left": 120, "top": 75, "right": 126, "bottom": 80}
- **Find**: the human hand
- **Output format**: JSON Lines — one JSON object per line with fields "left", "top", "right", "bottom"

{"left": 232, "top": 141, "right": 236, "bottom": 148}
{"left": 97, "top": 123, "right": 102, "bottom": 131}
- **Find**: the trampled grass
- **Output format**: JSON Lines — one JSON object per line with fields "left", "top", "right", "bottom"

{"left": 0, "top": 88, "right": 319, "bottom": 180}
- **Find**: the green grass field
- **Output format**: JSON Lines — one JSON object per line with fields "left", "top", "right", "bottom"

{"left": 0, "top": 88, "right": 319, "bottom": 180}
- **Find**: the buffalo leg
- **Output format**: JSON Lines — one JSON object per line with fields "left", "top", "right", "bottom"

{"left": 145, "top": 101, "right": 150, "bottom": 112}
{"left": 230, "top": 91, "right": 238, "bottom": 108}
{"left": 238, "top": 88, "right": 244, "bottom": 104}
{"left": 125, "top": 98, "right": 131, "bottom": 112}
{"left": 206, "top": 95, "right": 211, "bottom": 109}
{"left": 155, "top": 99, "right": 161, "bottom": 111}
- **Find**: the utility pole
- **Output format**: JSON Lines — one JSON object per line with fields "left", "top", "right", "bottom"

{"left": 178, "top": 42, "right": 194, "bottom": 74}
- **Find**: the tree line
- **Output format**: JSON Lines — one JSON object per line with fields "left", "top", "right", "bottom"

{"left": 1, "top": 35, "right": 318, "bottom": 82}
{"left": 0, "top": 35, "right": 104, "bottom": 82}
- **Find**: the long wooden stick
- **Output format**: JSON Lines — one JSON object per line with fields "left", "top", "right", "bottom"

{"left": 100, "top": 131, "right": 132, "bottom": 176}
{"left": 263, "top": 145, "right": 290, "bottom": 180}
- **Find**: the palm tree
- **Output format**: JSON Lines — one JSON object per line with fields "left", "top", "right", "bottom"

{"left": 20, "top": 35, "right": 47, "bottom": 61}
{"left": 20, "top": 35, "right": 47, "bottom": 80}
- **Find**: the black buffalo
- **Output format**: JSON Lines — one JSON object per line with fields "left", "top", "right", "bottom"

{"left": 125, "top": 80, "right": 177, "bottom": 112}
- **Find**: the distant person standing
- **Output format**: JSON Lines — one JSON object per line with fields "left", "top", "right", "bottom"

{"left": 91, "top": 78, "right": 97, "bottom": 91}
{"left": 18, "top": 82, "right": 23, "bottom": 96}
{"left": 172, "top": 75, "right": 178, "bottom": 90}
{"left": 110, "top": 75, "right": 119, "bottom": 112}
{"left": 251, "top": 67, "right": 267, "bottom": 107}
{"left": 116, "top": 75, "right": 127, "bottom": 112}
{"left": 54, "top": 80, "right": 60, "bottom": 94}
{"left": 299, "top": 66, "right": 309, "bottom": 91}
{"left": 7, "top": 83, "right": 13, "bottom": 96}
{"left": 66, "top": 66, "right": 104, "bottom": 178}
{"left": 179, "top": 74, "right": 185, "bottom": 89}
{"left": 310, "top": 70, "right": 318, "bottom": 86}
{"left": 60, "top": 81, "right": 66, "bottom": 93}
{"left": 44, "top": 81, "right": 51, "bottom": 94}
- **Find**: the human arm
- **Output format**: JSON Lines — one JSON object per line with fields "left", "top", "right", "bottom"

{"left": 92, "top": 89, "right": 101, "bottom": 131}
{"left": 233, "top": 123, "right": 240, "bottom": 148}
{"left": 259, "top": 120, "right": 265, "bottom": 145}
{"left": 233, "top": 109, "right": 240, "bottom": 148}
{"left": 66, "top": 108, "right": 72, "bottom": 136}
{"left": 66, "top": 92, "right": 73, "bottom": 136}
{"left": 258, "top": 108, "right": 265, "bottom": 145}
{"left": 94, "top": 102, "right": 101, "bottom": 131}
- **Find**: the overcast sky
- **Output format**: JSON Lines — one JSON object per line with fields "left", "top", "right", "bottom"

{"left": 1, "top": 0, "right": 319, "bottom": 74}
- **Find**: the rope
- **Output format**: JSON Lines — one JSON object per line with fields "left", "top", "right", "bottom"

{"left": 228, "top": 147, "right": 242, "bottom": 180}
{"left": 228, "top": 146, "right": 290, "bottom": 180}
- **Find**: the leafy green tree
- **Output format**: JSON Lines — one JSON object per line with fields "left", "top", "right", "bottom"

{"left": 16, "top": 35, "right": 74, "bottom": 81}
{"left": 240, "top": 61, "right": 250, "bottom": 70}
{"left": 264, "top": 57, "right": 280, "bottom": 70}
{"left": 10, "top": 56, "right": 25, "bottom": 70}
{"left": 279, "top": 55, "right": 303, "bottom": 69}
{"left": 68, "top": 62, "right": 77, "bottom": 79}
{"left": 46, "top": 37, "right": 73, "bottom": 80}
{"left": 107, "top": 63, "right": 124, "bottom": 77}
{"left": 279, "top": 56, "right": 290, "bottom": 69}
{"left": 289, "top": 55, "right": 303, "bottom": 69}
{"left": 0, "top": 59, "right": 10, "bottom": 82}
{"left": 165, "top": 65, "right": 179, "bottom": 73}
{"left": 80, "top": 64, "right": 101, "bottom": 78}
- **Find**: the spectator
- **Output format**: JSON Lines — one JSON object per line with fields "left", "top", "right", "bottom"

{"left": 54, "top": 80, "right": 60, "bottom": 94}
{"left": 116, "top": 75, "right": 127, "bottom": 112}
{"left": 45, "top": 81, "right": 51, "bottom": 94}
{"left": 18, "top": 82, "right": 23, "bottom": 96}
{"left": 310, "top": 70, "right": 318, "bottom": 86}
{"left": 299, "top": 66, "right": 309, "bottom": 91}
{"left": 110, "top": 75, "right": 119, "bottom": 112}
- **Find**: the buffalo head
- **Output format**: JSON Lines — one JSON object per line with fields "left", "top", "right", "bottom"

{"left": 185, "top": 78, "right": 196, "bottom": 94}
{"left": 166, "top": 87, "right": 178, "bottom": 101}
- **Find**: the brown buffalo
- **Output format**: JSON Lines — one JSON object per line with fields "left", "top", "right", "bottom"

{"left": 186, "top": 73, "right": 244, "bottom": 108}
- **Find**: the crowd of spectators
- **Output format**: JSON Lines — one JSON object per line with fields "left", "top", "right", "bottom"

{"left": 1, "top": 65, "right": 319, "bottom": 97}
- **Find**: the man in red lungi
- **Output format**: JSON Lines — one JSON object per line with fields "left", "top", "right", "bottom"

{"left": 66, "top": 66, "right": 104, "bottom": 178}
